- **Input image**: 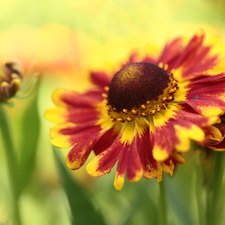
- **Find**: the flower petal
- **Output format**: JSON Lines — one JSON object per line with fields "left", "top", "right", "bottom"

{"left": 171, "top": 153, "right": 186, "bottom": 165}
{"left": 66, "top": 131, "right": 104, "bottom": 170}
{"left": 93, "top": 128, "right": 119, "bottom": 155}
{"left": 114, "top": 145, "right": 130, "bottom": 190}
{"left": 173, "top": 31, "right": 220, "bottom": 78}
{"left": 161, "top": 159, "right": 174, "bottom": 176}
{"left": 152, "top": 123, "right": 177, "bottom": 161}
{"left": 185, "top": 73, "right": 225, "bottom": 116}
{"left": 45, "top": 107, "right": 68, "bottom": 124}
{"left": 174, "top": 123, "right": 204, "bottom": 152}
{"left": 52, "top": 88, "right": 100, "bottom": 108}
{"left": 126, "top": 139, "right": 144, "bottom": 183}
{"left": 90, "top": 71, "right": 111, "bottom": 89}
{"left": 186, "top": 99, "right": 225, "bottom": 117}
{"left": 86, "top": 137, "right": 122, "bottom": 177}
{"left": 45, "top": 106, "right": 99, "bottom": 124}
{"left": 208, "top": 125, "right": 225, "bottom": 151}
{"left": 174, "top": 110, "right": 220, "bottom": 127}
{"left": 158, "top": 37, "right": 184, "bottom": 68}
{"left": 50, "top": 122, "right": 102, "bottom": 148}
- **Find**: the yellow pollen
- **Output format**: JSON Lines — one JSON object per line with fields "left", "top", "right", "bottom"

{"left": 141, "top": 112, "right": 148, "bottom": 117}
{"left": 104, "top": 86, "right": 109, "bottom": 91}
{"left": 150, "top": 109, "right": 156, "bottom": 115}
{"left": 172, "top": 80, "right": 177, "bottom": 86}
{"left": 167, "top": 96, "right": 173, "bottom": 101}
{"left": 123, "top": 109, "right": 128, "bottom": 114}
{"left": 161, "top": 96, "right": 167, "bottom": 102}
{"left": 158, "top": 62, "right": 163, "bottom": 68}
{"left": 141, "top": 104, "right": 147, "bottom": 110}
{"left": 168, "top": 87, "right": 177, "bottom": 94}
{"left": 156, "top": 105, "right": 161, "bottom": 112}
{"left": 164, "top": 64, "right": 168, "bottom": 71}
{"left": 146, "top": 101, "right": 151, "bottom": 105}
{"left": 117, "top": 117, "right": 125, "bottom": 123}
{"left": 102, "top": 93, "right": 108, "bottom": 98}
{"left": 126, "top": 117, "right": 133, "bottom": 122}
{"left": 132, "top": 109, "right": 139, "bottom": 115}
{"left": 110, "top": 117, "right": 117, "bottom": 122}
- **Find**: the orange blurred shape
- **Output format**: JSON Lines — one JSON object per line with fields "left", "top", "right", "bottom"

{"left": 0, "top": 24, "right": 81, "bottom": 78}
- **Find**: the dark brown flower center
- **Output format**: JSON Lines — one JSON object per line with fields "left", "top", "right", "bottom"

{"left": 108, "top": 62, "right": 170, "bottom": 112}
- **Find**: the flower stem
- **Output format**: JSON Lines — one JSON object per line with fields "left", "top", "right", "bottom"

{"left": 0, "top": 105, "right": 21, "bottom": 225}
{"left": 209, "top": 151, "right": 224, "bottom": 225}
{"left": 195, "top": 163, "right": 207, "bottom": 225}
{"left": 159, "top": 172, "right": 168, "bottom": 225}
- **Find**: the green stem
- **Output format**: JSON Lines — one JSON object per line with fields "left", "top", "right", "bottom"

{"left": 159, "top": 173, "right": 168, "bottom": 225}
{"left": 0, "top": 105, "right": 21, "bottom": 225}
{"left": 194, "top": 163, "right": 207, "bottom": 225}
{"left": 209, "top": 151, "right": 224, "bottom": 225}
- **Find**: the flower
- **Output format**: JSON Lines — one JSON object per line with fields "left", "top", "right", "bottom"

{"left": 0, "top": 60, "right": 38, "bottom": 106}
{"left": 45, "top": 31, "right": 225, "bottom": 190}
{"left": 0, "top": 62, "right": 23, "bottom": 103}
{"left": 207, "top": 118, "right": 225, "bottom": 151}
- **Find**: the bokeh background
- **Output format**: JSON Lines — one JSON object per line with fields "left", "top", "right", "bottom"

{"left": 1, "top": 0, "right": 225, "bottom": 224}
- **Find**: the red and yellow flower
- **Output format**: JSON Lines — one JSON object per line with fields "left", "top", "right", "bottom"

{"left": 45, "top": 31, "right": 225, "bottom": 190}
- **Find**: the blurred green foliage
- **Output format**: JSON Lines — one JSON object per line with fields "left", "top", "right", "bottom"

{"left": 1, "top": 0, "right": 225, "bottom": 225}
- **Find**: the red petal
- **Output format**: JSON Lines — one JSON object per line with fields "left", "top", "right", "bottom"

{"left": 90, "top": 71, "right": 111, "bottom": 89}
{"left": 126, "top": 139, "right": 144, "bottom": 182}
{"left": 93, "top": 128, "right": 119, "bottom": 155}
{"left": 66, "top": 131, "right": 103, "bottom": 170}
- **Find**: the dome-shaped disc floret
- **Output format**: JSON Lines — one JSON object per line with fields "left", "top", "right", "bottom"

{"left": 108, "top": 62, "right": 170, "bottom": 112}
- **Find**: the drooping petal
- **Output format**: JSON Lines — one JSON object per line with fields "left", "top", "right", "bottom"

{"left": 152, "top": 122, "right": 178, "bottom": 161}
{"left": 208, "top": 125, "right": 225, "bottom": 151}
{"left": 174, "top": 110, "right": 220, "bottom": 127}
{"left": 174, "top": 123, "right": 204, "bottom": 152}
{"left": 185, "top": 73, "right": 225, "bottom": 116}
{"left": 126, "top": 139, "right": 144, "bottom": 183}
{"left": 50, "top": 123, "right": 102, "bottom": 148}
{"left": 198, "top": 126, "right": 223, "bottom": 147}
{"left": 185, "top": 98, "right": 225, "bottom": 117}
{"left": 114, "top": 144, "right": 130, "bottom": 190}
{"left": 45, "top": 107, "right": 68, "bottom": 124}
{"left": 86, "top": 137, "right": 123, "bottom": 177}
{"left": 161, "top": 159, "right": 174, "bottom": 176}
{"left": 152, "top": 110, "right": 218, "bottom": 161}
{"left": 136, "top": 129, "right": 154, "bottom": 176}
{"left": 171, "top": 153, "right": 186, "bottom": 165}
{"left": 66, "top": 130, "right": 104, "bottom": 170}
{"left": 93, "top": 128, "right": 119, "bottom": 155}
{"left": 45, "top": 107, "right": 99, "bottom": 124}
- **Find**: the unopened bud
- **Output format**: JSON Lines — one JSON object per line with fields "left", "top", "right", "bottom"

{"left": 0, "top": 62, "right": 23, "bottom": 102}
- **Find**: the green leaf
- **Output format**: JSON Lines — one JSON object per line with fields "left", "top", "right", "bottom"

{"left": 54, "top": 147, "right": 106, "bottom": 225}
{"left": 166, "top": 162, "right": 198, "bottom": 225}
{"left": 117, "top": 180, "right": 159, "bottom": 225}
{"left": 19, "top": 84, "right": 40, "bottom": 191}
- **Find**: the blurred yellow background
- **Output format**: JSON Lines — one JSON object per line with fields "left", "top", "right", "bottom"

{"left": 1, "top": 0, "right": 225, "bottom": 224}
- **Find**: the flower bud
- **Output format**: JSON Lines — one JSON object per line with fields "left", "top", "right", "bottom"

{"left": 0, "top": 62, "right": 23, "bottom": 102}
